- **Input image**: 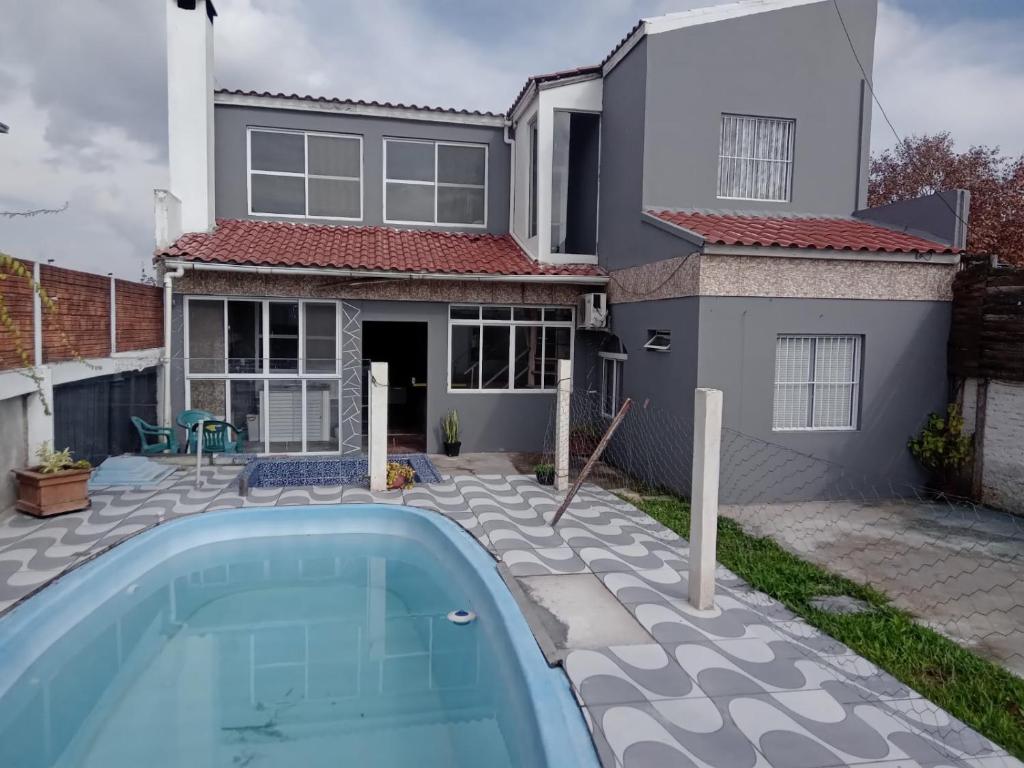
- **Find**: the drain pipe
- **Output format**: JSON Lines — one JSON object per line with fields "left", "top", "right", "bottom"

{"left": 162, "top": 264, "right": 184, "bottom": 428}
{"left": 503, "top": 119, "right": 515, "bottom": 244}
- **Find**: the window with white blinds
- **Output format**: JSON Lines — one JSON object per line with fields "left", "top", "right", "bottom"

{"left": 718, "top": 114, "right": 795, "bottom": 202}
{"left": 773, "top": 335, "right": 861, "bottom": 431}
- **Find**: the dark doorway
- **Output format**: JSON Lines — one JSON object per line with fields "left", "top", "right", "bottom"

{"left": 362, "top": 321, "right": 428, "bottom": 453}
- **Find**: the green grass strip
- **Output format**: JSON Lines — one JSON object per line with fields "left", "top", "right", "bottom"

{"left": 631, "top": 495, "right": 1024, "bottom": 760}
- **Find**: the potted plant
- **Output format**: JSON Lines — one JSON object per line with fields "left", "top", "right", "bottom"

{"left": 441, "top": 410, "right": 461, "bottom": 457}
{"left": 386, "top": 461, "right": 416, "bottom": 490}
{"left": 534, "top": 462, "right": 555, "bottom": 486}
{"left": 908, "top": 404, "right": 972, "bottom": 497}
{"left": 12, "top": 442, "right": 92, "bottom": 517}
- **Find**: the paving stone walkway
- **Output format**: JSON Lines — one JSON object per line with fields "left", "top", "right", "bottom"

{"left": 0, "top": 467, "right": 1019, "bottom": 768}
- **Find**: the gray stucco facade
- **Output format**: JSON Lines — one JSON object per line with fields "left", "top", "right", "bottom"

{"left": 213, "top": 104, "right": 510, "bottom": 235}
{"left": 641, "top": 0, "right": 876, "bottom": 215}
{"left": 580, "top": 294, "right": 952, "bottom": 501}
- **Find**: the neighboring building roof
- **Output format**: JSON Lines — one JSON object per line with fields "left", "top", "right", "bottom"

{"left": 646, "top": 210, "right": 960, "bottom": 255}
{"left": 507, "top": 65, "right": 602, "bottom": 118}
{"left": 158, "top": 219, "right": 606, "bottom": 280}
{"left": 0, "top": 121, "right": 8, "bottom": 134}
{"left": 215, "top": 89, "right": 504, "bottom": 122}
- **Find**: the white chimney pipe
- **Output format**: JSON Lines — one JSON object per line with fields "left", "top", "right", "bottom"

{"left": 165, "top": 0, "right": 216, "bottom": 235}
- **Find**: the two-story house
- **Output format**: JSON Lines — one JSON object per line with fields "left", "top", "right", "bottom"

{"left": 156, "top": 0, "right": 965, "bottom": 492}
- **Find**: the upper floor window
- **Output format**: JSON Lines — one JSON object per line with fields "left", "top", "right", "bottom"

{"left": 384, "top": 139, "right": 487, "bottom": 227}
{"left": 528, "top": 118, "right": 538, "bottom": 239}
{"left": 718, "top": 114, "right": 794, "bottom": 202}
{"left": 248, "top": 128, "right": 362, "bottom": 220}
{"left": 551, "top": 111, "right": 600, "bottom": 256}
{"left": 773, "top": 335, "right": 861, "bottom": 431}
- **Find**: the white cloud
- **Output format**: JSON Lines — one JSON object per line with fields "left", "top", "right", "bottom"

{"left": 0, "top": 0, "right": 1021, "bottom": 278}
{"left": 873, "top": 2, "right": 1024, "bottom": 155}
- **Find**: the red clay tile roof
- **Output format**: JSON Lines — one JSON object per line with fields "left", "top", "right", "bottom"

{"left": 157, "top": 219, "right": 606, "bottom": 280}
{"left": 647, "top": 210, "right": 960, "bottom": 255}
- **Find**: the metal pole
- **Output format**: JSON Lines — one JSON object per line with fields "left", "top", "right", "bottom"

{"left": 195, "top": 418, "right": 204, "bottom": 487}
{"left": 550, "top": 398, "right": 632, "bottom": 527}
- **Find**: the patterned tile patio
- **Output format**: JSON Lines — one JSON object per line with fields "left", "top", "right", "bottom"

{"left": 0, "top": 467, "right": 1019, "bottom": 768}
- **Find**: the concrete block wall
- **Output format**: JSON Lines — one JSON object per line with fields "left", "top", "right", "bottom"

{"left": 978, "top": 380, "right": 1024, "bottom": 515}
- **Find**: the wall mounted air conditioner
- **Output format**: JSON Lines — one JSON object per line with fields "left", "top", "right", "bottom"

{"left": 577, "top": 292, "right": 608, "bottom": 329}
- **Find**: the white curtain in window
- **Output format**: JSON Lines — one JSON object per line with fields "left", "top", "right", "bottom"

{"left": 718, "top": 115, "right": 794, "bottom": 201}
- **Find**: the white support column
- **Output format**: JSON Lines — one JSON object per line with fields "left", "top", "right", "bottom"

{"left": 32, "top": 261, "right": 42, "bottom": 367}
{"left": 109, "top": 276, "right": 117, "bottom": 354}
{"left": 688, "top": 388, "right": 722, "bottom": 611}
{"left": 554, "top": 358, "right": 571, "bottom": 492}
{"left": 26, "top": 365, "right": 55, "bottom": 458}
{"left": 368, "top": 362, "right": 389, "bottom": 492}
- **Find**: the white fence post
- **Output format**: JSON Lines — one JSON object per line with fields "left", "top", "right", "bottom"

{"left": 688, "top": 388, "right": 722, "bottom": 611}
{"left": 368, "top": 362, "right": 389, "bottom": 491}
{"left": 554, "top": 358, "right": 571, "bottom": 492}
{"left": 25, "top": 366, "right": 55, "bottom": 459}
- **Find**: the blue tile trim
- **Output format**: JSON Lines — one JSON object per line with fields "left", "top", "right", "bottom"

{"left": 239, "top": 453, "right": 441, "bottom": 491}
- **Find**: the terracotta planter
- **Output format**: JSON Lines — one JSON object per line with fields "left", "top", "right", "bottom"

{"left": 11, "top": 467, "right": 91, "bottom": 517}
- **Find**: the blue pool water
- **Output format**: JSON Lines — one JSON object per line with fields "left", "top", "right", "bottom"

{"left": 0, "top": 506, "right": 597, "bottom": 768}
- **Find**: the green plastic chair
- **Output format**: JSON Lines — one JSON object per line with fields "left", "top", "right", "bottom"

{"left": 196, "top": 420, "right": 248, "bottom": 455}
{"left": 176, "top": 409, "right": 215, "bottom": 453}
{"left": 130, "top": 416, "right": 180, "bottom": 455}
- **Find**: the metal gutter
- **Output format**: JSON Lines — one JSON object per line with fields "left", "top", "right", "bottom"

{"left": 163, "top": 259, "right": 609, "bottom": 285}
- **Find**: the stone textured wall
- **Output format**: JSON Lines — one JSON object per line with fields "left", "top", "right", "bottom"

{"left": 979, "top": 380, "right": 1024, "bottom": 515}
{"left": 175, "top": 271, "right": 588, "bottom": 306}
{"left": 607, "top": 253, "right": 956, "bottom": 304}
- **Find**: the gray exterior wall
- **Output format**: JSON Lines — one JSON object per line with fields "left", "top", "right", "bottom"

{"left": 214, "top": 105, "right": 511, "bottom": 235}
{"left": 593, "top": 294, "right": 950, "bottom": 501}
{"left": 171, "top": 294, "right": 559, "bottom": 455}
{"left": 697, "top": 297, "right": 950, "bottom": 499}
{"left": 0, "top": 395, "right": 28, "bottom": 511}
{"left": 640, "top": 0, "right": 876, "bottom": 217}
{"left": 357, "top": 301, "right": 556, "bottom": 453}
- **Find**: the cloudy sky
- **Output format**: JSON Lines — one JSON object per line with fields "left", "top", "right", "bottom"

{"left": 1, "top": 0, "right": 1022, "bottom": 279}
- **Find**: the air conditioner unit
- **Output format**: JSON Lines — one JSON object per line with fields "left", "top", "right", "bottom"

{"left": 577, "top": 292, "right": 608, "bottom": 329}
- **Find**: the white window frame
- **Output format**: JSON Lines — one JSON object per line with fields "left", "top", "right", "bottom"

{"left": 183, "top": 296, "right": 343, "bottom": 454}
{"left": 446, "top": 305, "right": 574, "bottom": 394}
{"left": 772, "top": 334, "right": 862, "bottom": 432}
{"left": 383, "top": 138, "right": 488, "bottom": 228}
{"left": 598, "top": 352, "right": 626, "bottom": 419}
{"left": 643, "top": 330, "right": 671, "bottom": 353}
{"left": 717, "top": 114, "right": 795, "bottom": 203}
{"left": 247, "top": 127, "right": 364, "bottom": 221}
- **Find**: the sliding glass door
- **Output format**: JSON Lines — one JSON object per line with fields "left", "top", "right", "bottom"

{"left": 184, "top": 297, "right": 342, "bottom": 454}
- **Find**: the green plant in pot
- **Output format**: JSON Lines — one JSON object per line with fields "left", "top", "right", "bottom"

{"left": 12, "top": 442, "right": 92, "bottom": 518}
{"left": 441, "top": 410, "right": 461, "bottom": 457}
{"left": 908, "top": 404, "right": 972, "bottom": 497}
{"left": 534, "top": 462, "right": 555, "bottom": 486}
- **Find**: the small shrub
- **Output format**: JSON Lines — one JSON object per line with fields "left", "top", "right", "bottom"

{"left": 908, "top": 404, "right": 972, "bottom": 474}
{"left": 386, "top": 461, "right": 415, "bottom": 490}
{"left": 35, "top": 442, "right": 91, "bottom": 474}
{"left": 441, "top": 410, "right": 460, "bottom": 443}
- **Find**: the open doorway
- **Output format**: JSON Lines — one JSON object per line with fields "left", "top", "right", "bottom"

{"left": 362, "top": 321, "right": 428, "bottom": 453}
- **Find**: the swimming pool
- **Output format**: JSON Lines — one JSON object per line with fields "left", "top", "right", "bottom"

{"left": 0, "top": 505, "right": 598, "bottom": 768}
